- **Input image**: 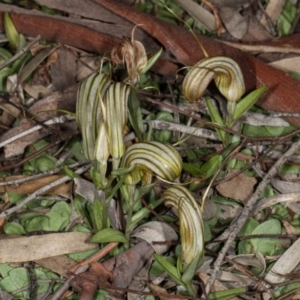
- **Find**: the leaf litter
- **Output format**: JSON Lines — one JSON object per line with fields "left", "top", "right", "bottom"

{"left": 1, "top": 0, "right": 300, "bottom": 299}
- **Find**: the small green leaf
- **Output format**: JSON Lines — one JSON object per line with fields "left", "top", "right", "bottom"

{"left": 242, "top": 124, "right": 295, "bottom": 137}
{"left": 250, "top": 219, "right": 281, "bottom": 256}
{"left": 182, "top": 162, "right": 203, "bottom": 177}
{"left": 41, "top": 202, "right": 71, "bottom": 231}
{"left": 141, "top": 48, "right": 162, "bottom": 75}
{"left": 208, "top": 287, "right": 247, "bottom": 300}
{"left": 205, "top": 97, "right": 226, "bottom": 144}
{"left": 181, "top": 253, "right": 202, "bottom": 284}
{"left": 4, "top": 267, "right": 29, "bottom": 293}
{"left": 91, "top": 228, "right": 127, "bottom": 244}
{"left": 130, "top": 197, "right": 164, "bottom": 229}
{"left": 232, "top": 86, "right": 267, "bottom": 122}
{"left": 3, "top": 13, "right": 26, "bottom": 51}
{"left": 3, "top": 222, "right": 26, "bottom": 235}
{"left": 128, "top": 89, "right": 144, "bottom": 141}
{"left": 63, "top": 166, "right": 80, "bottom": 179}
{"left": 0, "top": 264, "right": 13, "bottom": 278}
{"left": 153, "top": 254, "right": 183, "bottom": 283}
{"left": 93, "top": 199, "right": 108, "bottom": 231}
{"left": 199, "top": 154, "right": 223, "bottom": 179}
{"left": 150, "top": 256, "right": 176, "bottom": 276}
{"left": 154, "top": 111, "right": 173, "bottom": 143}
{"left": 26, "top": 216, "right": 48, "bottom": 232}
{"left": 238, "top": 218, "right": 259, "bottom": 254}
{"left": 34, "top": 155, "right": 57, "bottom": 172}
{"left": 277, "top": 0, "right": 297, "bottom": 36}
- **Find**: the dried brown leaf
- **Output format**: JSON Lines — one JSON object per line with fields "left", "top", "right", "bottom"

{"left": 34, "top": 255, "right": 77, "bottom": 276}
{"left": 216, "top": 170, "right": 257, "bottom": 203}
{"left": 0, "top": 232, "right": 98, "bottom": 263}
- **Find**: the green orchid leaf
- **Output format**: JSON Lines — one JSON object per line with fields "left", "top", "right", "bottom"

{"left": 154, "top": 111, "right": 173, "bottom": 143}
{"left": 63, "top": 166, "right": 80, "bottom": 179}
{"left": 238, "top": 218, "right": 259, "bottom": 255}
{"left": 181, "top": 253, "right": 202, "bottom": 284}
{"left": 3, "top": 222, "right": 26, "bottom": 235}
{"left": 91, "top": 228, "right": 128, "bottom": 244}
{"left": 232, "top": 86, "right": 267, "bottom": 123}
{"left": 250, "top": 219, "right": 281, "bottom": 256}
{"left": 153, "top": 254, "right": 183, "bottom": 283}
{"left": 277, "top": 0, "right": 297, "bottom": 36}
{"left": 0, "top": 267, "right": 29, "bottom": 296}
{"left": 182, "top": 162, "right": 203, "bottom": 177}
{"left": 93, "top": 199, "right": 108, "bottom": 231}
{"left": 4, "top": 13, "right": 26, "bottom": 51}
{"left": 150, "top": 256, "right": 177, "bottom": 277}
{"left": 128, "top": 89, "right": 144, "bottom": 141}
{"left": 205, "top": 97, "right": 226, "bottom": 143}
{"left": 129, "top": 197, "right": 164, "bottom": 229}
{"left": 141, "top": 48, "right": 162, "bottom": 75}
{"left": 199, "top": 154, "right": 223, "bottom": 179}
{"left": 41, "top": 202, "right": 71, "bottom": 232}
{"left": 208, "top": 287, "right": 247, "bottom": 300}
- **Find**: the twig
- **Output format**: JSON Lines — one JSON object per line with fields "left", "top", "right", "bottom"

{"left": 48, "top": 242, "right": 119, "bottom": 300}
{"left": 0, "top": 164, "right": 91, "bottom": 220}
{"left": 0, "top": 35, "right": 41, "bottom": 71}
{"left": 0, "top": 161, "right": 89, "bottom": 186}
{"left": 47, "top": 265, "right": 88, "bottom": 300}
{"left": 205, "top": 138, "right": 300, "bottom": 294}
{"left": 269, "top": 111, "right": 300, "bottom": 118}
{"left": 145, "top": 120, "right": 219, "bottom": 140}
{"left": 0, "top": 115, "right": 75, "bottom": 149}
{"left": 68, "top": 242, "right": 119, "bottom": 273}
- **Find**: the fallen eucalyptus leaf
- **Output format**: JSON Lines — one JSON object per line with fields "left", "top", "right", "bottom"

{"left": 0, "top": 232, "right": 97, "bottom": 263}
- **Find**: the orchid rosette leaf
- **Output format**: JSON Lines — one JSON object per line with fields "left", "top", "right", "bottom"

{"left": 76, "top": 73, "right": 110, "bottom": 161}
{"left": 183, "top": 56, "right": 245, "bottom": 103}
{"left": 163, "top": 186, "right": 204, "bottom": 270}
{"left": 120, "top": 141, "right": 182, "bottom": 185}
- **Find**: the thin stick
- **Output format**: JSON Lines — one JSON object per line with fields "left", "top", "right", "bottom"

{"left": 0, "top": 161, "right": 89, "bottom": 186}
{"left": 0, "top": 115, "right": 75, "bottom": 149}
{"left": 205, "top": 138, "right": 300, "bottom": 294}
{"left": 48, "top": 242, "right": 119, "bottom": 300}
{"left": 0, "top": 164, "right": 91, "bottom": 220}
{"left": 145, "top": 120, "right": 218, "bottom": 140}
{"left": 69, "top": 242, "right": 119, "bottom": 273}
{"left": 0, "top": 35, "right": 41, "bottom": 71}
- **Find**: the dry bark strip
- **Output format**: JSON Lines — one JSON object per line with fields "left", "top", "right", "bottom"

{"left": 0, "top": 1, "right": 300, "bottom": 125}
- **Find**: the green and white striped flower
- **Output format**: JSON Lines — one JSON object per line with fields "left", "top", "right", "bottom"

{"left": 76, "top": 73, "right": 110, "bottom": 161}
{"left": 163, "top": 186, "right": 204, "bottom": 269}
{"left": 96, "top": 82, "right": 131, "bottom": 170}
{"left": 121, "top": 141, "right": 182, "bottom": 185}
{"left": 183, "top": 56, "right": 245, "bottom": 104}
